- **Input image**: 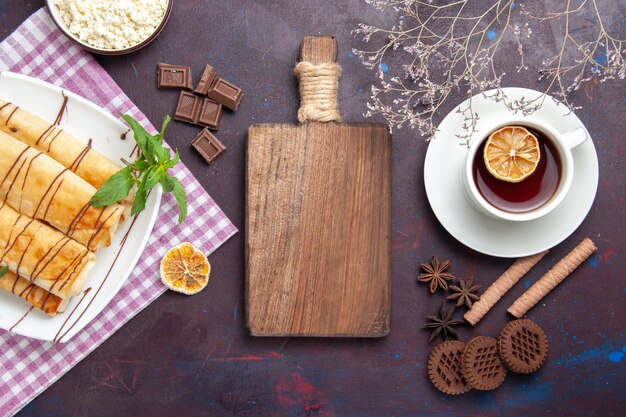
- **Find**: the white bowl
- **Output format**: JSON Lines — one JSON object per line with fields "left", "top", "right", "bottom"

{"left": 46, "top": 0, "right": 173, "bottom": 55}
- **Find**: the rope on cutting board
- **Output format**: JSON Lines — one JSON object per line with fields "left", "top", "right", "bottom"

{"left": 294, "top": 62, "right": 342, "bottom": 123}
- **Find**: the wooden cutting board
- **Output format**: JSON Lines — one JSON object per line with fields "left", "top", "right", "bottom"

{"left": 246, "top": 36, "right": 391, "bottom": 337}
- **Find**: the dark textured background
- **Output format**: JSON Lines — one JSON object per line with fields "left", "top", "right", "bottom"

{"left": 1, "top": 1, "right": 624, "bottom": 416}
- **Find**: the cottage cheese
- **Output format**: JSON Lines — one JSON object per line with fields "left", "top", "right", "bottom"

{"left": 53, "top": 0, "right": 168, "bottom": 50}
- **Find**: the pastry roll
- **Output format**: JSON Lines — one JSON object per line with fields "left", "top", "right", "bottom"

{"left": 0, "top": 131, "right": 123, "bottom": 250}
{"left": 0, "top": 99, "right": 133, "bottom": 211}
{"left": 0, "top": 270, "right": 68, "bottom": 316}
{"left": 0, "top": 203, "right": 95, "bottom": 299}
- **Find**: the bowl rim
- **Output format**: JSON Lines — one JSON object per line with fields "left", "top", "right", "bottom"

{"left": 45, "top": 0, "right": 173, "bottom": 56}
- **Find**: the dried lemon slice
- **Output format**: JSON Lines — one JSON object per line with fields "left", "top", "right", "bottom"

{"left": 160, "top": 242, "right": 210, "bottom": 295}
{"left": 483, "top": 126, "right": 541, "bottom": 183}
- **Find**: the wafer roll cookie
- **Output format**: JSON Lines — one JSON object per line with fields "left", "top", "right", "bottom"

{"left": 464, "top": 251, "right": 548, "bottom": 326}
{"left": 508, "top": 238, "right": 597, "bottom": 318}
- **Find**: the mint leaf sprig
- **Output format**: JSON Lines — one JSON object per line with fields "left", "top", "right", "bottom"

{"left": 0, "top": 264, "right": 8, "bottom": 278}
{"left": 90, "top": 114, "right": 188, "bottom": 223}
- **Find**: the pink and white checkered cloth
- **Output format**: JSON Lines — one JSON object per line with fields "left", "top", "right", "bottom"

{"left": 0, "top": 8, "right": 237, "bottom": 416}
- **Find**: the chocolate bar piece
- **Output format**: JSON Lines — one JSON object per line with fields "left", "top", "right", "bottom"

{"left": 207, "top": 78, "right": 244, "bottom": 111}
{"left": 157, "top": 64, "right": 192, "bottom": 89}
{"left": 197, "top": 98, "right": 223, "bottom": 130}
{"left": 194, "top": 64, "right": 217, "bottom": 95}
{"left": 174, "top": 91, "right": 201, "bottom": 124}
{"left": 174, "top": 91, "right": 223, "bottom": 129}
{"left": 191, "top": 129, "right": 226, "bottom": 164}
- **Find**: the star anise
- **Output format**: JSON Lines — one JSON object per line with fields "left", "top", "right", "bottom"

{"left": 423, "top": 302, "right": 466, "bottom": 343}
{"left": 418, "top": 256, "right": 455, "bottom": 293}
{"left": 447, "top": 277, "right": 481, "bottom": 309}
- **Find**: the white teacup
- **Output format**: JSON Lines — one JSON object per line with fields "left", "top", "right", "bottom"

{"left": 462, "top": 118, "right": 588, "bottom": 222}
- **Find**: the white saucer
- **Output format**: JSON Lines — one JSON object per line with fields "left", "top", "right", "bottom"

{"left": 424, "top": 88, "right": 599, "bottom": 258}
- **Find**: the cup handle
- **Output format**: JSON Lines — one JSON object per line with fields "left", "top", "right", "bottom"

{"left": 562, "top": 127, "right": 588, "bottom": 149}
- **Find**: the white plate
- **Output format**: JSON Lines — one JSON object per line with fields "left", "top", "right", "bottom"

{"left": 424, "top": 87, "right": 598, "bottom": 258}
{"left": 0, "top": 72, "right": 162, "bottom": 342}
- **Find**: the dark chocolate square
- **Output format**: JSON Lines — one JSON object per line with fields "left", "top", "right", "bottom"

{"left": 174, "top": 91, "right": 201, "bottom": 124}
{"left": 157, "top": 63, "right": 192, "bottom": 89}
{"left": 191, "top": 129, "right": 226, "bottom": 164}
{"left": 194, "top": 64, "right": 217, "bottom": 95}
{"left": 207, "top": 78, "right": 244, "bottom": 111}
{"left": 197, "top": 98, "right": 223, "bottom": 130}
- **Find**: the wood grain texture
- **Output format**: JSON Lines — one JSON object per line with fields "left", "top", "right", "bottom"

{"left": 246, "top": 35, "right": 391, "bottom": 337}
{"left": 246, "top": 122, "right": 391, "bottom": 337}
{"left": 299, "top": 35, "right": 338, "bottom": 64}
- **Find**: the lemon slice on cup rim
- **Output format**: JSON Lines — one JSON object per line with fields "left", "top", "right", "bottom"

{"left": 483, "top": 126, "right": 541, "bottom": 183}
